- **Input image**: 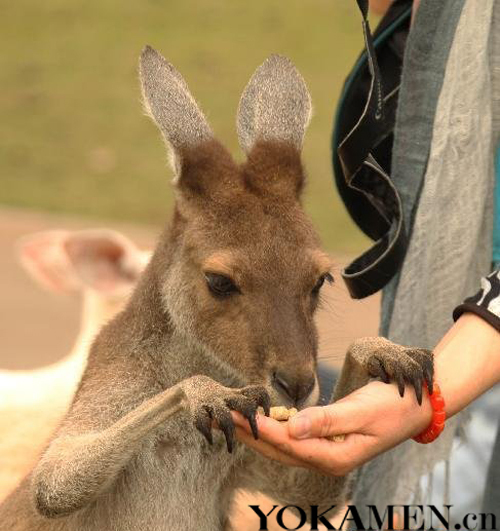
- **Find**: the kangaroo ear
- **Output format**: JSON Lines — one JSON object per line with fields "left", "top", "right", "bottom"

{"left": 63, "top": 230, "right": 149, "bottom": 294}
{"left": 237, "top": 55, "right": 312, "bottom": 154}
{"left": 17, "top": 230, "right": 150, "bottom": 294}
{"left": 139, "top": 46, "right": 213, "bottom": 177}
{"left": 17, "top": 230, "right": 79, "bottom": 293}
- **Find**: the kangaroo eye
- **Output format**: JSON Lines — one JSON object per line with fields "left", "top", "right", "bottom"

{"left": 312, "top": 272, "right": 334, "bottom": 296}
{"left": 205, "top": 273, "right": 240, "bottom": 297}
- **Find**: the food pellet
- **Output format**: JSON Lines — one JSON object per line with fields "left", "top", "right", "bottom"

{"left": 269, "top": 406, "right": 298, "bottom": 421}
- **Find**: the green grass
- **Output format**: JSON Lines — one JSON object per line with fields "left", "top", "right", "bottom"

{"left": 0, "top": 0, "right": 372, "bottom": 253}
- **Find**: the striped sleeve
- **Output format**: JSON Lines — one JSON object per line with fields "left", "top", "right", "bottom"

{"left": 453, "top": 270, "right": 500, "bottom": 331}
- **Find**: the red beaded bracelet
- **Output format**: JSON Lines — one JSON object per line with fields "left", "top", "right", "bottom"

{"left": 412, "top": 382, "right": 446, "bottom": 444}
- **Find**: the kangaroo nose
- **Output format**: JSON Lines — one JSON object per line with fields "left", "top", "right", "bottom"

{"left": 272, "top": 370, "right": 316, "bottom": 407}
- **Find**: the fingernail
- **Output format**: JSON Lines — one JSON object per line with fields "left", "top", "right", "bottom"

{"left": 289, "top": 414, "right": 311, "bottom": 439}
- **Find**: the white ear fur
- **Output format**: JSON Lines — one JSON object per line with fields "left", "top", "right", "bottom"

{"left": 63, "top": 229, "right": 148, "bottom": 294}
{"left": 237, "top": 54, "right": 312, "bottom": 154}
{"left": 139, "top": 45, "right": 213, "bottom": 179}
{"left": 17, "top": 230, "right": 81, "bottom": 293}
{"left": 17, "top": 230, "right": 150, "bottom": 295}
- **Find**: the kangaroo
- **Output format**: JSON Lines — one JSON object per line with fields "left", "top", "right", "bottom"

{"left": 0, "top": 47, "right": 433, "bottom": 531}
{"left": 0, "top": 229, "right": 150, "bottom": 501}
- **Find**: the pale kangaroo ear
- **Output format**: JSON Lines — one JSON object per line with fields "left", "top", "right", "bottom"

{"left": 63, "top": 230, "right": 149, "bottom": 294}
{"left": 17, "top": 230, "right": 150, "bottom": 294}
{"left": 139, "top": 45, "right": 213, "bottom": 176}
{"left": 237, "top": 55, "right": 312, "bottom": 154}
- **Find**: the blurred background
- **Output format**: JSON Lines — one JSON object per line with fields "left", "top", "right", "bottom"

{"left": 0, "top": 0, "right": 380, "bottom": 369}
{"left": 1, "top": 0, "right": 372, "bottom": 251}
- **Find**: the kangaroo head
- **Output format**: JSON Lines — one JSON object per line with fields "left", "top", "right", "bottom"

{"left": 139, "top": 46, "right": 333, "bottom": 408}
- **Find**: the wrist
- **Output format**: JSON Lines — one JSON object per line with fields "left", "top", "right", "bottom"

{"left": 359, "top": 380, "right": 433, "bottom": 440}
{"left": 404, "top": 384, "right": 433, "bottom": 438}
{"left": 434, "top": 312, "right": 500, "bottom": 417}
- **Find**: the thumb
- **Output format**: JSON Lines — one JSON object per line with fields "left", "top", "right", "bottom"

{"left": 288, "top": 402, "right": 362, "bottom": 439}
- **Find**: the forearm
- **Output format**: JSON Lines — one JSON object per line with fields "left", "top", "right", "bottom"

{"left": 434, "top": 312, "right": 500, "bottom": 417}
{"left": 33, "top": 432, "right": 131, "bottom": 517}
{"left": 32, "top": 386, "right": 185, "bottom": 518}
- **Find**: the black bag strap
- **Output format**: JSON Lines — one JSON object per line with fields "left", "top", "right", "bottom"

{"left": 338, "top": 0, "right": 408, "bottom": 299}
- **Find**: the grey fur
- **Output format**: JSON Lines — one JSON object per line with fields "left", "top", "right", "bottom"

{"left": 139, "top": 45, "right": 212, "bottom": 175}
{"left": 0, "top": 48, "right": 433, "bottom": 531}
{"left": 237, "top": 54, "right": 312, "bottom": 153}
{"left": 0, "top": 335, "right": 432, "bottom": 531}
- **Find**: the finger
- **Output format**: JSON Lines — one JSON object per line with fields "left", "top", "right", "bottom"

{"left": 234, "top": 427, "right": 307, "bottom": 468}
{"left": 235, "top": 412, "right": 297, "bottom": 449}
{"left": 287, "top": 403, "right": 363, "bottom": 440}
{"left": 238, "top": 422, "right": 369, "bottom": 477}
{"left": 237, "top": 413, "right": 373, "bottom": 476}
{"left": 232, "top": 411, "right": 283, "bottom": 439}
{"left": 301, "top": 432, "right": 375, "bottom": 475}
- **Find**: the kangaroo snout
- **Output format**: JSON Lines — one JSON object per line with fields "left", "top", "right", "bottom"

{"left": 271, "top": 369, "right": 316, "bottom": 408}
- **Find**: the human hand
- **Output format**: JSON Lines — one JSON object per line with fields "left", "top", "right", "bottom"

{"left": 233, "top": 380, "right": 432, "bottom": 476}
{"left": 234, "top": 313, "right": 500, "bottom": 475}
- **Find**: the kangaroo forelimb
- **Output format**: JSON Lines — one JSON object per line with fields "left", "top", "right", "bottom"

{"left": 31, "top": 386, "right": 185, "bottom": 518}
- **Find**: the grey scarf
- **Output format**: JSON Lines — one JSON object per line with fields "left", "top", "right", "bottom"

{"left": 353, "top": 0, "right": 497, "bottom": 513}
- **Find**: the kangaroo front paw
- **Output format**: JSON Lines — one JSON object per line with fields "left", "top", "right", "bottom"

{"left": 350, "top": 338, "right": 434, "bottom": 405}
{"left": 183, "top": 376, "right": 270, "bottom": 453}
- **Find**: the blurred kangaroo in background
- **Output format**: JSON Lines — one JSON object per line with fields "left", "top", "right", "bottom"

{"left": 0, "top": 229, "right": 150, "bottom": 501}
{"left": 0, "top": 47, "right": 433, "bottom": 531}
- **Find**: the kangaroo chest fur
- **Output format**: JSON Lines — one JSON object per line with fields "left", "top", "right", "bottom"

{"left": 2, "top": 413, "right": 251, "bottom": 531}
{"left": 78, "top": 428, "right": 247, "bottom": 531}
{"left": 73, "top": 346, "right": 254, "bottom": 530}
